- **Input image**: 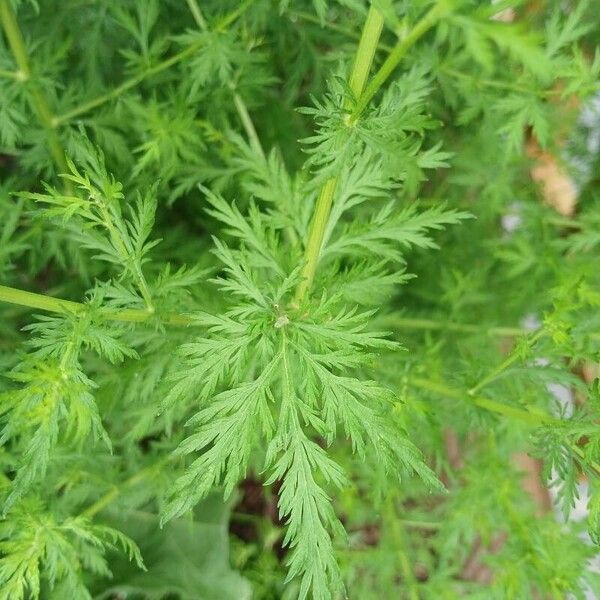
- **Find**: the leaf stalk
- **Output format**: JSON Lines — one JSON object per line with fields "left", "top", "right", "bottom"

{"left": 293, "top": 5, "right": 384, "bottom": 304}
{"left": 183, "top": 0, "right": 265, "bottom": 160}
{"left": 54, "top": 0, "right": 255, "bottom": 126}
{"left": 468, "top": 329, "right": 545, "bottom": 395}
{"left": 0, "top": 0, "right": 71, "bottom": 186}
{"left": 0, "top": 285, "right": 179, "bottom": 324}
{"left": 352, "top": 1, "right": 452, "bottom": 121}
{"left": 53, "top": 40, "right": 206, "bottom": 126}
{"left": 3, "top": 285, "right": 600, "bottom": 343}
{"left": 411, "top": 376, "right": 600, "bottom": 476}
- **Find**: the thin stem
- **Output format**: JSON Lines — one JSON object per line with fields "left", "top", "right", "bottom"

{"left": 0, "top": 68, "right": 19, "bottom": 79}
{"left": 346, "top": 6, "right": 385, "bottom": 101}
{"left": 440, "top": 66, "right": 557, "bottom": 98}
{"left": 288, "top": 9, "right": 393, "bottom": 52}
{"left": 0, "top": 0, "right": 71, "bottom": 187}
{"left": 570, "top": 444, "right": 600, "bottom": 478}
{"left": 184, "top": 0, "right": 265, "bottom": 160}
{"left": 468, "top": 329, "right": 545, "bottom": 396}
{"left": 411, "top": 376, "right": 600, "bottom": 476}
{"left": 185, "top": 0, "right": 207, "bottom": 29}
{"left": 233, "top": 91, "right": 265, "bottom": 159}
{"left": 0, "top": 284, "right": 190, "bottom": 325}
{"left": 293, "top": 178, "right": 338, "bottom": 304}
{"left": 81, "top": 460, "right": 167, "bottom": 518}
{"left": 52, "top": 0, "right": 258, "bottom": 139}
{"left": 411, "top": 377, "right": 556, "bottom": 426}
{"left": 56, "top": 0, "right": 256, "bottom": 126}
{"left": 382, "top": 316, "right": 525, "bottom": 337}
{"left": 398, "top": 519, "right": 440, "bottom": 530}
{"left": 385, "top": 315, "right": 599, "bottom": 342}
{"left": 293, "top": 6, "right": 384, "bottom": 305}
{"left": 544, "top": 215, "right": 584, "bottom": 229}
{"left": 216, "top": 0, "right": 255, "bottom": 31}
{"left": 53, "top": 39, "right": 205, "bottom": 126}
{"left": 96, "top": 203, "right": 154, "bottom": 312}
{"left": 132, "top": 264, "right": 155, "bottom": 313}
{"left": 5, "top": 284, "right": 600, "bottom": 345}
{"left": 386, "top": 497, "right": 419, "bottom": 600}
{"left": 0, "top": 284, "right": 83, "bottom": 315}
{"left": 352, "top": 1, "right": 451, "bottom": 121}
{"left": 231, "top": 511, "right": 269, "bottom": 524}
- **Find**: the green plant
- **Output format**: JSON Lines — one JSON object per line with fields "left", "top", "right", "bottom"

{"left": 0, "top": 0, "right": 599, "bottom": 598}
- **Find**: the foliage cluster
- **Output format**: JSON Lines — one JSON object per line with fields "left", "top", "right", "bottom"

{"left": 0, "top": 0, "right": 600, "bottom": 598}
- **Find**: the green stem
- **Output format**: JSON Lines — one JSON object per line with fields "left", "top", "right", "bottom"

{"left": 96, "top": 203, "right": 154, "bottom": 312}
{"left": 440, "top": 66, "right": 557, "bottom": 98}
{"left": 386, "top": 497, "right": 419, "bottom": 600}
{"left": 0, "top": 284, "right": 189, "bottom": 325}
{"left": 293, "top": 6, "right": 384, "bottom": 305}
{"left": 544, "top": 215, "right": 584, "bottom": 229}
{"left": 133, "top": 264, "right": 155, "bottom": 313}
{"left": 411, "top": 377, "right": 556, "bottom": 426}
{"left": 184, "top": 1, "right": 265, "bottom": 160}
{"left": 385, "top": 315, "right": 599, "bottom": 342}
{"left": 0, "top": 284, "right": 82, "bottom": 315}
{"left": 570, "top": 444, "right": 600, "bottom": 477}
{"left": 0, "top": 68, "right": 19, "bottom": 79}
{"left": 53, "top": 39, "right": 205, "bottom": 126}
{"left": 411, "top": 376, "right": 600, "bottom": 476}
{"left": 352, "top": 1, "right": 450, "bottom": 121}
{"left": 81, "top": 460, "right": 167, "bottom": 518}
{"left": 216, "top": 0, "right": 255, "bottom": 31}
{"left": 0, "top": 0, "right": 71, "bottom": 186}
{"left": 233, "top": 91, "right": 265, "bottom": 159}
{"left": 53, "top": 0, "right": 256, "bottom": 129}
{"left": 468, "top": 329, "right": 545, "bottom": 396}
{"left": 398, "top": 519, "right": 440, "bottom": 530}
{"left": 4, "top": 285, "right": 600, "bottom": 345}
{"left": 346, "top": 6, "right": 385, "bottom": 102}
{"left": 293, "top": 178, "right": 338, "bottom": 304}
{"left": 382, "top": 316, "right": 525, "bottom": 337}
{"left": 185, "top": 0, "right": 207, "bottom": 29}
{"left": 289, "top": 9, "right": 393, "bottom": 52}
